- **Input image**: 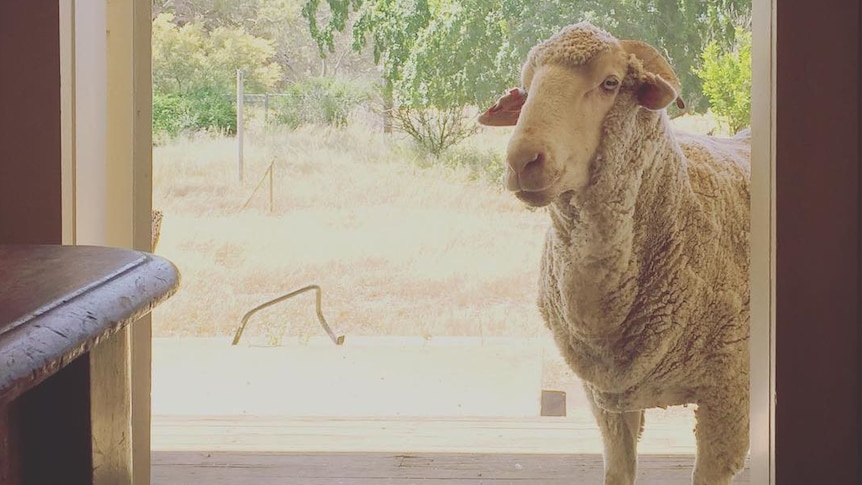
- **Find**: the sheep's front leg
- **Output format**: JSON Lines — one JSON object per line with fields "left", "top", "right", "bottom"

{"left": 692, "top": 391, "right": 749, "bottom": 485}
{"left": 584, "top": 383, "right": 644, "bottom": 485}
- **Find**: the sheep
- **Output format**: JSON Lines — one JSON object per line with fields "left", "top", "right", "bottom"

{"left": 478, "top": 22, "right": 750, "bottom": 485}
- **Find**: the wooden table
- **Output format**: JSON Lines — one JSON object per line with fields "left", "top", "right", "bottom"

{"left": 0, "top": 245, "right": 180, "bottom": 484}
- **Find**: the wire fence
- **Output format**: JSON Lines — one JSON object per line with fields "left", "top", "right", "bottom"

{"left": 240, "top": 93, "right": 295, "bottom": 124}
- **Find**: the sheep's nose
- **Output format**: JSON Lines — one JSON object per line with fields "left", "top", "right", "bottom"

{"left": 506, "top": 148, "right": 546, "bottom": 191}
{"left": 508, "top": 151, "right": 544, "bottom": 174}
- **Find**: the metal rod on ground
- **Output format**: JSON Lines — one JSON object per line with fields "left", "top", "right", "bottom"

{"left": 269, "top": 162, "right": 274, "bottom": 212}
{"left": 236, "top": 69, "right": 244, "bottom": 183}
{"left": 231, "top": 284, "right": 346, "bottom": 346}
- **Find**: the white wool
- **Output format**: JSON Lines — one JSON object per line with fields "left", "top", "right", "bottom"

{"left": 512, "top": 22, "right": 750, "bottom": 485}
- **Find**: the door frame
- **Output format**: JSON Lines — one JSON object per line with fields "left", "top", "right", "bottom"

{"left": 748, "top": 0, "right": 774, "bottom": 481}
{"left": 60, "top": 1, "right": 153, "bottom": 484}
{"left": 58, "top": 0, "right": 861, "bottom": 483}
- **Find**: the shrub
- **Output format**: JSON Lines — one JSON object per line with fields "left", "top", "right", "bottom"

{"left": 273, "top": 77, "right": 369, "bottom": 129}
{"left": 153, "top": 88, "right": 236, "bottom": 139}
{"left": 439, "top": 145, "right": 507, "bottom": 184}
{"left": 153, "top": 92, "right": 187, "bottom": 138}
{"left": 394, "top": 105, "right": 478, "bottom": 157}
{"left": 152, "top": 13, "right": 281, "bottom": 96}
{"left": 186, "top": 87, "right": 236, "bottom": 134}
{"left": 696, "top": 28, "right": 752, "bottom": 134}
{"left": 151, "top": 13, "right": 278, "bottom": 139}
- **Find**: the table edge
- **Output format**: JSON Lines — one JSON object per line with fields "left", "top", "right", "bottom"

{"left": 0, "top": 251, "right": 180, "bottom": 404}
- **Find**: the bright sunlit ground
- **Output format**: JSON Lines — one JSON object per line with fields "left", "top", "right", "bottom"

{"left": 150, "top": 113, "right": 725, "bottom": 453}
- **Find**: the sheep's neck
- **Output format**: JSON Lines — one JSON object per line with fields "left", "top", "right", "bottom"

{"left": 545, "top": 112, "right": 690, "bottom": 336}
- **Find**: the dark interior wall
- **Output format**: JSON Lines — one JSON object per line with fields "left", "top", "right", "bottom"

{"left": 775, "top": 0, "right": 860, "bottom": 483}
{"left": 0, "top": 1, "right": 62, "bottom": 244}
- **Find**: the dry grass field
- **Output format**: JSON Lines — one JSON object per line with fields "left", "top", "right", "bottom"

{"left": 151, "top": 113, "right": 724, "bottom": 393}
{"left": 152, "top": 114, "right": 723, "bottom": 340}
{"left": 153, "top": 120, "right": 547, "bottom": 341}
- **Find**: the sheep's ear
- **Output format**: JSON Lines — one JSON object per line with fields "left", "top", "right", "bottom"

{"left": 478, "top": 88, "right": 526, "bottom": 126}
{"left": 637, "top": 73, "right": 680, "bottom": 111}
{"left": 620, "top": 40, "right": 685, "bottom": 111}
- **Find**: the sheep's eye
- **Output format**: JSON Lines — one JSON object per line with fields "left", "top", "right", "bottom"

{"left": 602, "top": 77, "right": 620, "bottom": 91}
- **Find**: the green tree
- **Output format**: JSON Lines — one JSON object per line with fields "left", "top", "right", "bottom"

{"left": 304, "top": 0, "right": 513, "bottom": 109}
{"left": 152, "top": 12, "right": 282, "bottom": 136}
{"left": 396, "top": 0, "right": 511, "bottom": 109}
{"left": 152, "top": 13, "right": 208, "bottom": 94}
{"left": 153, "top": 13, "right": 282, "bottom": 95}
{"left": 391, "top": 0, "right": 511, "bottom": 153}
{"left": 303, "top": 0, "right": 751, "bottom": 116}
{"left": 303, "top": 0, "right": 433, "bottom": 137}
{"left": 153, "top": 0, "right": 266, "bottom": 29}
{"left": 157, "top": 0, "right": 379, "bottom": 84}
{"left": 696, "top": 27, "right": 751, "bottom": 133}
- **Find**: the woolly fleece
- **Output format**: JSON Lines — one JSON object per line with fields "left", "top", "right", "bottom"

{"left": 525, "top": 23, "right": 750, "bottom": 485}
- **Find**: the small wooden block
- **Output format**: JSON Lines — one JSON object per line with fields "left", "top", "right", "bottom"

{"left": 541, "top": 389, "right": 567, "bottom": 417}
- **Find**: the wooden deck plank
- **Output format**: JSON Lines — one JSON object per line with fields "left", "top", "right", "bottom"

{"left": 152, "top": 415, "right": 698, "bottom": 454}
{"left": 152, "top": 452, "right": 750, "bottom": 484}
{"left": 151, "top": 414, "right": 747, "bottom": 483}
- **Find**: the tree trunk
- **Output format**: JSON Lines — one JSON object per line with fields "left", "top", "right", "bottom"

{"left": 382, "top": 79, "right": 393, "bottom": 134}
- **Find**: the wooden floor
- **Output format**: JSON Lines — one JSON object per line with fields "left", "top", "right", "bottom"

{"left": 152, "top": 451, "right": 750, "bottom": 484}
{"left": 150, "top": 340, "right": 749, "bottom": 483}
{"left": 151, "top": 416, "right": 750, "bottom": 484}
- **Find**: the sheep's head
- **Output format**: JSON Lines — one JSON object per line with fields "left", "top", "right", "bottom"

{"left": 479, "top": 22, "right": 683, "bottom": 207}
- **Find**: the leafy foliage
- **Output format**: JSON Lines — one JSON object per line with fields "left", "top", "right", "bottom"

{"left": 272, "top": 77, "right": 371, "bottom": 128}
{"left": 152, "top": 12, "right": 281, "bottom": 136}
{"left": 396, "top": 0, "right": 513, "bottom": 109}
{"left": 153, "top": 13, "right": 282, "bottom": 95}
{"left": 152, "top": 92, "right": 187, "bottom": 137}
{"left": 153, "top": 0, "right": 266, "bottom": 29}
{"left": 156, "top": 0, "right": 376, "bottom": 82}
{"left": 390, "top": 0, "right": 515, "bottom": 154}
{"left": 153, "top": 88, "right": 237, "bottom": 138}
{"left": 439, "top": 144, "right": 508, "bottom": 184}
{"left": 152, "top": 0, "right": 753, "bottom": 148}
{"left": 304, "top": 0, "right": 490, "bottom": 152}
{"left": 303, "top": 0, "right": 751, "bottom": 115}
{"left": 696, "top": 28, "right": 751, "bottom": 133}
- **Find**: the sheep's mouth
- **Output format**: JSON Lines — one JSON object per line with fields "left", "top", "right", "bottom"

{"left": 515, "top": 188, "right": 558, "bottom": 207}
{"left": 513, "top": 172, "right": 564, "bottom": 207}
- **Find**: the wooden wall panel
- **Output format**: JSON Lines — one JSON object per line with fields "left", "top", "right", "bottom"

{"left": 0, "top": 1, "right": 62, "bottom": 244}
{"left": 774, "top": 0, "right": 860, "bottom": 483}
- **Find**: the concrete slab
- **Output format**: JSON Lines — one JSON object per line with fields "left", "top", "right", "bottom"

{"left": 152, "top": 337, "right": 544, "bottom": 417}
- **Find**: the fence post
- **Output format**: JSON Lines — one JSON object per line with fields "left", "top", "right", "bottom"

{"left": 264, "top": 93, "right": 270, "bottom": 124}
{"left": 236, "top": 69, "right": 244, "bottom": 183}
{"left": 269, "top": 162, "right": 274, "bottom": 213}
